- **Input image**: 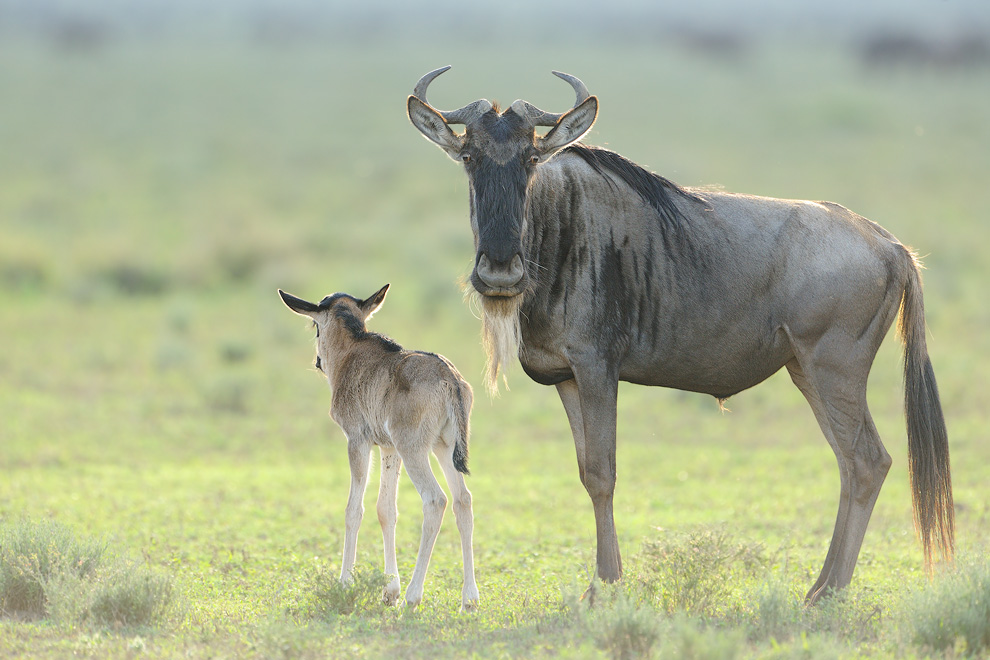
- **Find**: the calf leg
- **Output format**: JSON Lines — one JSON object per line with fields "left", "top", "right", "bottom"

{"left": 397, "top": 447, "right": 447, "bottom": 608}
{"left": 377, "top": 445, "right": 402, "bottom": 605}
{"left": 436, "top": 443, "right": 479, "bottom": 611}
{"left": 340, "top": 436, "right": 372, "bottom": 584}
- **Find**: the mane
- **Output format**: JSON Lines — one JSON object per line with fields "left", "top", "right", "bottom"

{"left": 331, "top": 303, "right": 403, "bottom": 353}
{"left": 564, "top": 143, "right": 704, "bottom": 239}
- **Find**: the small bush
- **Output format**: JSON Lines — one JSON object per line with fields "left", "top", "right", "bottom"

{"left": 299, "top": 563, "right": 390, "bottom": 619}
{"left": 907, "top": 557, "right": 990, "bottom": 654}
{"left": 588, "top": 588, "right": 662, "bottom": 660}
{"left": 97, "top": 263, "right": 171, "bottom": 296}
{"left": 0, "top": 518, "right": 106, "bottom": 617}
{"left": 662, "top": 615, "right": 745, "bottom": 660}
{"left": 807, "top": 587, "right": 885, "bottom": 646}
{"left": 0, "top": 519, "right": 175, "bottom": 629}
{"left": 202, "top": 376, "right": 251, "bottom": 413}
{"left": 761, "top": 632, "right": 846, "bottom": 660}
{"left": 84, "top": 562, "right": 176, "bottom": 627}
{"left": 635, "top": 527, "right": 768, "bottom": 617}
{"left": 749, "top": 578, "right": 802, "bottom": 642}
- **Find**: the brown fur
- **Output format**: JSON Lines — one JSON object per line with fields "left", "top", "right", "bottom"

{"left": 279, "top": 285, "right": 479, "bottom": 610}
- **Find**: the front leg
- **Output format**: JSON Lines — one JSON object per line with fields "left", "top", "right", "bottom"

{"left": 377, "top": 445, "right": 402, "bottom": 605}
{"left": 556, "top": 379, "right": 586, "bottom": 484}
{"left": 566, "top": 356, "right": 622, "bottom": 583}
{"left": 340, "top": 433, "right": 372, "bottom": 584}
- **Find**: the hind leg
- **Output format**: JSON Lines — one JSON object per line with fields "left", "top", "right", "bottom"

{"left": 340, "top": 434, "right": 372, "bottom": 585}
{"left": 397, "top": 445, "right": 447, "bottom": 608}
{"left": 377, "top": 445, "right": 402, "bottom": 605}
{"left": 787, "top": 357, "right": 892, "bottom": 604}
{"left": 435, "top": 440, "right": 479, "bottom": 611}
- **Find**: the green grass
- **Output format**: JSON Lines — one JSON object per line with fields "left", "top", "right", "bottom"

{"left": 0, "top": 519, "right": 174, "bottom": 629}
{"left": 1, "top": 25, "right": 989, "bottom": 658}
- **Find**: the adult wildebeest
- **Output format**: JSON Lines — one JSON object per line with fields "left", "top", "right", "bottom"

{"left": 407, "top": 66, "right": 952, "bottom": 603}
{"left": 279, "top": 284, "right": 479, "bottom": 611}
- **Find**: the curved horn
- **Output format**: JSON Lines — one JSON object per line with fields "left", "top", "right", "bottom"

{"left": 552, "top": 70, "right": 591, "bottom": 106}
{"left": 412, "top": 65, "right": 492, "bottom": 126}
{"left": 510, "top": 70, "right": 593, "bottom": 127}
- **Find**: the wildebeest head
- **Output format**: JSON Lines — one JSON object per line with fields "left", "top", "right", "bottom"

{"left": 408, "top": 67, "right": 598, "bottom": 299}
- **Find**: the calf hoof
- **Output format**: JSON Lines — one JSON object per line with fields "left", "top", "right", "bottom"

{"left": 382, "top": 582, "right": 401, "bottom": 607}
{"left": 461, "top": 585, "right": 480, "bottom": 612}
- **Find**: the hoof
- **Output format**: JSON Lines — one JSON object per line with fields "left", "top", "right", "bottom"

{"left": 460, "top": 598, "right": 479, "bottom": 613}
{"left": 382, "top": 586, "right": 401, "bottom": 607}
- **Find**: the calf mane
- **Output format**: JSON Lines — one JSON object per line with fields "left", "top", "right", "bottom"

{"left": 331, "top": 303, "right": 403, "bottom": 353}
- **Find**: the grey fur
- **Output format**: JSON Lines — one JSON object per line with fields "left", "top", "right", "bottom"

{"left": 408, "top": 69, "right": 953, "bottom": 603}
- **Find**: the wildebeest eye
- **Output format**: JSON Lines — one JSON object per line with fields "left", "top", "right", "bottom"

{"left": 459, "top": 152, "right": 472, "bottom": 164}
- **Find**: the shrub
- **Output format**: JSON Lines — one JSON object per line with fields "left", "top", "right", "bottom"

{"left": 298, "top": 562, "right": 390, "bottom": 619}
{"left": 84, "top": 561, "right": 176, "bottom": 627}
{"left": 0, "top": 518, "right": 106, "bottom": 617}
{"left": 748, "top": 578, "right": 802, "bottom": 643}
{"left": 907, "top": 557, "right": 990, "bottom": 654}
{"left": 588, "top": 589, "right": 662, "bottom": 660}
{"left": 0, "top": 518, "right": 175, "bottom": 629}
{"left": 662, "top": 615, "right": 745, "bottom": 660}
{"left": 96, "top": 262, "right": 171, "bottom": 296}
{"left": 635, "top": 527, "right": 768, "bottom": 617}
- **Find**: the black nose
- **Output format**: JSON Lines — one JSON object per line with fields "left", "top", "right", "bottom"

{"left": 476, "top": 253, "right": 525, "bottom": 289}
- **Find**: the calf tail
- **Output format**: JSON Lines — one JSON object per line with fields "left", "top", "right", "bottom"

{"left": 898, "top": 252, "right": 953, "bottom": 569}
{"left": 449, "top": 380, "right": 473, "bottom": 475}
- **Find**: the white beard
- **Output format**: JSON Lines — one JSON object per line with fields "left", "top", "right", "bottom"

{"left": 476, "top": 295, "right": 522, "bottom": 396}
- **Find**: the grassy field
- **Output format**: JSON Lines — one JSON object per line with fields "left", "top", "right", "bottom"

{"left": 1, "top": 23, "right": 989, "bottom": 659}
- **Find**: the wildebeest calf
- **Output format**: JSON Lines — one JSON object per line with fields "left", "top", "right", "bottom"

{"left": 279, "top": 284, "right": 479, "bottom": 611}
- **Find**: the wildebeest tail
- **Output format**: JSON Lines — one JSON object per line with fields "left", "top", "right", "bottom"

{"left": 446, "top": 378, "right": 473, "bottom": 475}
{"left": 898, "top": 252, "right": 953, "bottom": 569}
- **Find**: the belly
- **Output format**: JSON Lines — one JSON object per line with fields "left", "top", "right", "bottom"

{"left": 518, "top": 324, "right": 793, "bottom": 398}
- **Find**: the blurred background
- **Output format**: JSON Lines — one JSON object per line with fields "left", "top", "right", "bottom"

{"left": 1, "top": 0, "right": 988, "bottom": 555}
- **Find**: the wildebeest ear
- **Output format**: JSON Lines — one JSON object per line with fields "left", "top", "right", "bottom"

{"left": 360, "top": 283, "right": 390, "bottom": 320}
{"left": 407, "top": 97, "right": 464, "bottom": 160}
{"left": 538, "top": 96, "right": 598, "bottom": 156}
{"left": 279, "top": 289, "right": 320, "bottom": 317}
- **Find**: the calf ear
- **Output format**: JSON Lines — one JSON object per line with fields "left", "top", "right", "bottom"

{"left": 408, "top": 97, "right": 464, "bottom": 160}
{"left": 360, "top": 283, "right": 390, "bottom": 320}
{"left": 279, "top": 289, "right": 320, "bottom": 317}
{"left": 538, "top": 96, "right": 598, "bottom": 157}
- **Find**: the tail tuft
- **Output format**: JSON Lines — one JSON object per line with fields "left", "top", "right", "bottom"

{"left": 446, "top": 375, "right": 473, "bottom": 475}
{"left": 900, "top": 253, "right": 953, "bottom": 569}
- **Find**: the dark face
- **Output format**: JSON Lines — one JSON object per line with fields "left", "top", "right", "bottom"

{"left": 407, "top": 69, "right": 599, "bottom": 301}
{"left": 460, "top": 109, "right": 539, "bottom": 298}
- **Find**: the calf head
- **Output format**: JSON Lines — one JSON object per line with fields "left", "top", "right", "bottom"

{"left": 279, "top": 284, "right": 390, "bottom": 375}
